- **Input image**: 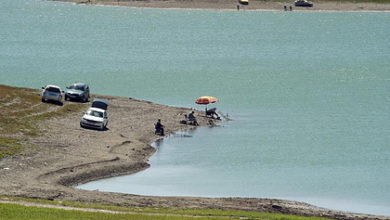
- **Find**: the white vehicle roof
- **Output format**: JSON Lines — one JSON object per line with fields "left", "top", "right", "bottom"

{"left": 88, "top": 107, "right": 106, "bottom": 113}
{"left": 45, "top": 85, "right": 61, "bottom": 89}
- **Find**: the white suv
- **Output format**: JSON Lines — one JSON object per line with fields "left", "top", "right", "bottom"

{"left": 42, "top": 85, "right": 63, "bottom": 103}
{"left": 80, "top": 107, "right": 108, "bottom": 130}
{"left": 80, "top": 99, "right": 109, "bottom": 131}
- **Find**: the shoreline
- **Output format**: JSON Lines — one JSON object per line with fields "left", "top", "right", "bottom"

{"left": 0, "top": 85, "right": 389, "bottom": 219}
{"left": 50, "top": 0, "right": 390, "bottom": 12}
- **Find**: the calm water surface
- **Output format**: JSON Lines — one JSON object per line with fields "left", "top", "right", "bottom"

{"left": 1, "top": 0, "right": 389, "bottom": 215}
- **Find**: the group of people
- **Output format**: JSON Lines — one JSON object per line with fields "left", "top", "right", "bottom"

{"left": 284, "top": 5, "right": 293, "bottom": 11}
{"left": 155, "top": 108, "right": 220, "bottom": 136}
{"left": 178, "top": 111, "right": 199, "bottom": 126}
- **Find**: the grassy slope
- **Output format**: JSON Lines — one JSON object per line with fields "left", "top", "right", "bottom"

{"left": 0, "top": 203, "right": 226, "bottom": 220}
{"left": 0, "top": 201, "right": 332, "bottom": 220}
{"left": 0, "top": 85, "right": 86, "bottom": 158}
{"left": 0, "top": 196, "right": 334, "bottom": 220}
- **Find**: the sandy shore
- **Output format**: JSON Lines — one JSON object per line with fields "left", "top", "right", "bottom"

{"left": 50, "top": 0, "right": 390, "bottom": 12}
{"left": 0, "top": 86, "right": 389, "bottom": 219}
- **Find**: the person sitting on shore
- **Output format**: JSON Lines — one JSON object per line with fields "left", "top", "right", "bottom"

{"left": 205, "top": 107, "right": 220, "bottom": 120}
{"left": 155, "top": 119, "right": 164, "bottom": 136}
{"left": 188, "top": 111, "right": 199, "bottom": 126}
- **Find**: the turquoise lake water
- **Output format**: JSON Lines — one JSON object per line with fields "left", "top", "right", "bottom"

{"left": 1, "top": 0, "right": 390, "bottom": 215}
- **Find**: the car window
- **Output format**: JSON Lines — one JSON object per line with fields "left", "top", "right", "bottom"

{"left": 69, "top": 84, "right": 85, "bottom": 90}
{"left": 47, "top": 87, "right": 60, "bottom": 93}
{"left": 88, "top": 110, "right": 103, "bottom": 118}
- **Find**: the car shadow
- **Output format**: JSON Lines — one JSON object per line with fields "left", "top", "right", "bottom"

{"left": 65, "top": 99, "right": 89, "bottom": 103}
{"left": 81, "top": 126, "right": 109, "bottom": 131}
{"left": 42, "top": 100, "right": 63, "bottom": 106}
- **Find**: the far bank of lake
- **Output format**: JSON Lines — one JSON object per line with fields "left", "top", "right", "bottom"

{"left": 53, "top": 0, "right": 390, "bottom": 12}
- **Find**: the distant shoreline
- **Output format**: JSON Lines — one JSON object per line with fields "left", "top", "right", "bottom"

{"left": 50, "top": 0, "right": 390, "bottom": 12}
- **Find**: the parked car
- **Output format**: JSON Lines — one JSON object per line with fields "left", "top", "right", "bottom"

{"left": 65, "top": 82, "right": 90, "bottom": 102}
{"left": 295, "top": 0, "right": 313, "bottom": 7}
{"left": 80, "top": 98, "right": 109, "bottom": 130}
{"left": 238, "top": 0, "right": 248, "bottom": 5}
{"left": 80, "top": 107, "right": 108, "bottom": 130}
{"left": 91, "top": 98, "right": 108, "bottom": 110}
{"left": 41, "top": 85, "right": 63, "bottom": 103}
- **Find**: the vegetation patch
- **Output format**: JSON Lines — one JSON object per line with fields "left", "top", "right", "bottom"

{"left": 0, "top": 196, "right": 333, "bottom": 220}
{"left": 0, "top": 84, "right": 87, "bottom": 157}
{"left": 1, "top": 203, "right": 231, "bottom": 220}
{"left": 0, "top": 138, "right": 22, "bottom": 159}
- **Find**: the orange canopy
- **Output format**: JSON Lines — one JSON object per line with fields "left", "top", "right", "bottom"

{"left": 195, "top": 96, "right": 219, "bottom": 105}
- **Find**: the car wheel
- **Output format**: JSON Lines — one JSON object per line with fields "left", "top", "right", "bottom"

{"left": 65, "top": 96, "right": 69, "bottom": 101}
{"left": 41, "top": 98, "right": 45, "bottom": 103}
{"left": 83, "top": 96, "right": 87, "bottom": 103}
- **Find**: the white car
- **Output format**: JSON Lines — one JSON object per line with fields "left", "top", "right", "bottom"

{"left": 42, "top": 85, "right": 63, "bottom": 103}
{"left": 80, "top": 107, "right": 108, "bottom": 130}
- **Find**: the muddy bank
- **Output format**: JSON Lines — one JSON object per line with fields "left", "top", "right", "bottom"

{"left": 51, "top": 0, "right": 390, "bottom": 12}
{"left": 0, "top": 87, "right": 388, "bottom": 220}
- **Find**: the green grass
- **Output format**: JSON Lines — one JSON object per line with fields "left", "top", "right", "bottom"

{"left": 0, "top": 196, "right": 333, "bottom": 220}
{"left": 0, "top": 85, "right": 86, "bottom": 136}
{"left": 0, "top": 202, "right": 333, "bottom": 220}
{"left": 0, "top": 138, "right": 22, "bottom": 159}
{"left": 0, "top": 203, "right": 231, "bottom": 220}
{"left": 0, "top": 84, "right": 87, "bottom": 158}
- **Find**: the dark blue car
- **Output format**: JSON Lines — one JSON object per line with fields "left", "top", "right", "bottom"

{"left": 65, "top": 82, "right": 90, "bottom": 102}
{"left": 295, "top": 0, "right": 313, "bottom": 7}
